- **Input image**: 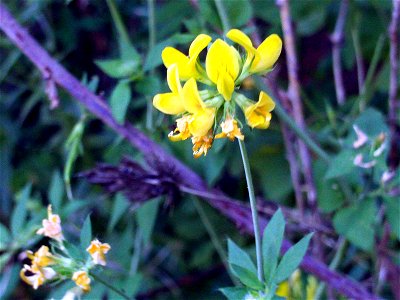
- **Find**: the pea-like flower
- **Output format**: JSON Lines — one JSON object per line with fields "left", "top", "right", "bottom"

{"left": 162, "top": 34, "right": 211, "bottom": 81}
{"left": 205, "top": 39, "right": 241, "bottom": 101}
{"left": 227, "top": 29, "right": 282, "bottom": 75}
{"left": 153, "top": 28, "right": 281, "bottom": 158}
{"left": 72, "top": 270, "right": 91, "bottom": 292}
{"left": 20, "top": 246, "right": 56, "bottom": 290}
{"left": 36, "top": 205, "right": 63, "bottom": 241}
{"left": 86, "top": 239, "right": 111, "bottom": 266}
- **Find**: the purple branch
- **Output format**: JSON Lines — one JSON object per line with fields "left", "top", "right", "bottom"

{"left": 331, "top": 0, "right": 349, "bottom": 105}
{"left": 0, "top": 4, "right": 379, "bottom": 299}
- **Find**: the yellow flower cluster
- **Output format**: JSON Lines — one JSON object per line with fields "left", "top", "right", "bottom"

{"left": 276, "top": 270, "right": 318, "bottom": 300}
{"left": 153, "top": 29, "right": 281, "bottom": 157}
{"left": 20, "top": 205, "right": 111, "bottom": 294}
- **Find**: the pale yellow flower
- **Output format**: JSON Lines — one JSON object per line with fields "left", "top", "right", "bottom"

{"left": 86, "top": 239, "right": 111, "bottom": 266}
{"left": 72, "top": 270, "right": 91, "bottom": 292}
{"left": 168, "top": 115, "right": 192, "bottom": 141}
{"left": 192, "top": 134, "right": 213, "bottom": 158}
{"left": 215, "top": 116, "right": 244, "bottom": 141}
{"left": 27, "top": 245, "right": 54, "bottom": 268}
{"left": 20, "top": 264, "right": 56, "bottom": 290}
{"left": 36, "top": 205, "right": 63, "bottom": 241}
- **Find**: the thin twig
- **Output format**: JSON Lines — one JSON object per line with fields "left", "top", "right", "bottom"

{"left": 0, "top": 5, "right": 380, "bottom": 299}
{"left": 331, "top": 0, "right": 349, "bottom": 105}
{"left": 276, "top": 0, "right": 321, "bottom": 258}
{"left": 388, "top": 0, "right": 399, "bottom": 135}
{"left": 351, "top": 26, "right": 365, "bottom": 94}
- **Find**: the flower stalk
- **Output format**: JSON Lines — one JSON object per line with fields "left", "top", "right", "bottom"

{"left": 238, "top": 139, "right": 264, "bottom": 283}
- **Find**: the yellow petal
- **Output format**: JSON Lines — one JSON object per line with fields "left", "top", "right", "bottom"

{"left": 189, "top": 109, "right": 215, "bottom": 137}
{"left": 182, "top": 78, "right": 204, "bottom": 113}
{"left": 153, "top": 93, "right": 185, "bottom": 115}
{"left": 162, "top": 47, "right": 191, "bottom": 79}
{"left": 251, "top": 34, "right": 282, "bottom": 73}
{"left": 167, "top": 64, "right": 181, "bottom": 94}
{"left": 205, "top": 39, "right": 240, "bottom": 85}
{"left": 244, "top": 92, "right": 275, "bottom": 129}
{"left": 258, "top": 91, "right": 276, "bottom": 112}
{"left": 217, "top": 73, "right": 235, "bottom": 101}
{"left": 226, "top": 29, "right": 255, "bottom": 54}
{"left": 189, "top": 34, "right": 212, "bottom": 60}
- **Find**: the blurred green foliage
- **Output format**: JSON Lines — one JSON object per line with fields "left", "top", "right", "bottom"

{"left": 0, "top": 0, "right": 398, "bottom": 299}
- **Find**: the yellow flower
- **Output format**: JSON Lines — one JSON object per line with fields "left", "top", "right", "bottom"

{"left": 215, "top": 115, "right": 244, "bottom": 141}
{"left": 192, "top": 134, "right": 213, "bottom": 158}
{"left": 182, "top": 78, "right": 216, "bottom": 137}
{"left": 227, "top": 29, "right": 282, "bottom": 74}
{"left": 20, "top": 265, "right": 46, "bottom": 290}
{"left": 244, "top": 92, "right": 275, "bottom": 129}
{"left": 153, "top": 64, "right": 185, "bottom": 115}
{"left": 20, "top": 264, "right": 56, "bottom": 290}
{"left": 205, "top": 39, "right": 241, "bottom": 101}
{"left": 168, "top": 115, "right": 192, "bottom": 141}
{"left": 86, "top": 239, "right": 111, "bottom": 266}
{"left": 27, "top": 245, "right": 54, "bottom": 268}
{"left": 276, "top": 281, "right": 290, "bottom": 298}
{"left": 72, "top": 270, "right": 91, "bottom": 293}
{"left": 162, "top": 34, "right": 212, "bottom": 80}
{"left": 36, "top": 205, "right": 63, "bottom": 241}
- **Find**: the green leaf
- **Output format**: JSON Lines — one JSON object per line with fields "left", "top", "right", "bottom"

{"left": 80, "top": 214, "right": 92, "bottom": 250}
{"left": 333, "top": 199, "right": 376, "bottom": 251}
{"left": 48, "top": 171, "right": 64, "bottom": 211}
{"left": 275, "top": 233, "right": 313, "bottom": 283}
{"left": 384, "top": 197, "right": 400, "bottom": 240}
{"left": 353, "top": 108, "right": 388, "bottom": 138}
{"left": 11, "top": 184, "right": 31, "bottom": 236}
{"left": 263, "top": 209, "right": 285, "bottom": 285}
{"left": 107, "top": 193, "right": 130, "bottom": 234}
{"left": 95, "top": 59, "right": 139, "bottom": 78}
{"left": 219, "top": 287, "right": 248, "bottom": 300}
{"left": 0, "top": 253, "right": 12, "bottom": 272}
{"left": 110, "top": 81, "right": 131, "bottom": 124}
{"left": 123, "top": 273, "right": 143, "bottom": 297}
{"left": 0, "top": 223, "right": 11, "bottom": 251}
{"left": 227, "top": 239, "right": 257, "bottom": 274}
{"left": 230, "top": 264, "right": 263, "bottom": 290}
{"left": 136, "top": 198, "right": 160, "bottom": 244}
{"left": 325, "top": 150, "right": 355, "bottom": 180}
{"left": 314, "top": 159, "right": 344, "bottom": 213}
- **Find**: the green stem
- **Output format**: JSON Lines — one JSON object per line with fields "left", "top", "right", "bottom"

{"left": 254, "top": 77, "right": 330, "bottom": 162}
{"left": 193, "top": 198, "right": 240, "bottom": 286}
{"left": 146, "top": 0, "right": 156, "bottom": 131}
{"left": 214, "top": 0, "right": 230, "bottom": 33}
{"left": 129, "top": 228, "right": 142, "bottom": 276}
{"left": 314, "top": 239, "right": 347, "bottom": 300}
{"left": 91, "top": 273, "right": 131, "bottom": 299}
{"left": 238, "top": 139, "right": 264, "bottom": 283}
{"left": 106, "top": 0, "right": 130, "bottom": 46}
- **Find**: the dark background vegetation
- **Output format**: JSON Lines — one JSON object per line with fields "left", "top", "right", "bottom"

{"left": 0, "top": 0, "right": 398, "bottom": 299}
